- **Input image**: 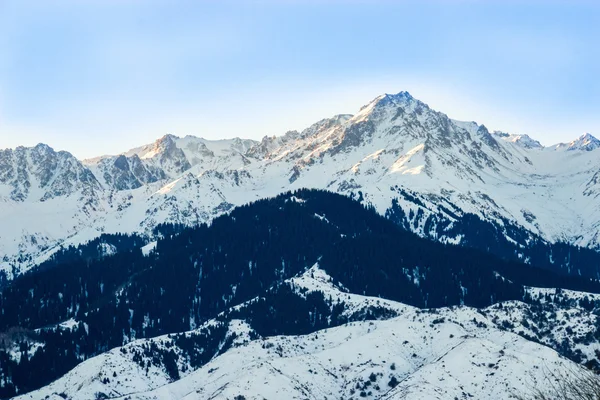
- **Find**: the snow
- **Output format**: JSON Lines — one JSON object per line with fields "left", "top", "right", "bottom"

{"left": 526, "top": 286, "right": 600, "bottom": 302}
{"left": 6, "top": 91, "right": 600, "bottom": 399}
{"left": 484, "top": 299, "right": 600, "bottom": 363}
{"left": 567, "top": 133, "right": 600, "bottom": 151}
{"left": 17, "top": 266, "right": 599, "bottom": 400}
{"left": 287, "top": 196, "right": 305, "bottom": 203}
{"left": 98, "top": 242, "right": 117, "bottom": 257}
{"left": 137, "top": 318, "right": 565, "bottom": 400}
{"left": 141, "top": 241, "right": 157, "bottom": 256}
{"left": 493, "top": 131, "right": 543, "bottom": 149}
{"left": 313, "top": 213, "right": 329, "bottom": 223}
{"left": 58, "top": 318, "right": 79, "bottom": 330}
{"left": 388, "top": 143, "right": 426, "bottom": 175}
{"left": 3, "top": 91, "right": 600, "bottom": 279}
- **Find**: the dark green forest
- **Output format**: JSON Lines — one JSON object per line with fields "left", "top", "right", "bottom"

{"left": 2, "top": 189, "right": 600, "bottom": 397}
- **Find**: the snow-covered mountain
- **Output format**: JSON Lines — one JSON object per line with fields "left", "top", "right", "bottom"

{"left": 84, "top": 135, "right": 257, "bottom": 190}
{"left": 15, "top": 266, "right": 597, "bottom": 400}
{"left": 0, "top": 143, "right": 101, "bottom": 202}
{"left": 2, "top": 91, "right": 600, "bottom": 277}
{"left": 5, "top": 189, "right": 600, "bottom": 399}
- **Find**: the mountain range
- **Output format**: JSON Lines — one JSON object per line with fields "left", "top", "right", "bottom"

{"left": 4, "top": 189, "right": 600, "bottom": 399}
{"left": 2, "top": 91, "right": 600, "bottom": 280}
{"left": 3, "top": 91, "right": 600, "bottom": 399}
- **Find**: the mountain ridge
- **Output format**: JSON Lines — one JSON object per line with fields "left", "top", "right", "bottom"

{"left": 2, "top": 91, "right": 600, "bottom": 279}
{"left": 4, "top": 189, "right": 600, "bottom": 398}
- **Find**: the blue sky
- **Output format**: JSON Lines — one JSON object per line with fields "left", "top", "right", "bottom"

{"left": 0, "top": 0, "right": 598, "bottom": 158}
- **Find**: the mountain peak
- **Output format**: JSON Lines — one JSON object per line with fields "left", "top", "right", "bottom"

{"left": 494, "top": 131, "right": 543, "bottom": 149}
{"left": 156, "top": 133, "right": 179, "bottom": 145}
{"left": 33, "top": 143, "right": 54, "bottom": 152}
{"left": 332, "top": 113, "right": 353, "bottom": 122}
{"left": 374, "top": 91, "right": 416, "bottom": 108}
{"left": 358, "top": 91, "right": 415, "bottom": 111}
{"left": 353, "top": 91, "right": 424, "bottom": 124}
{"left": 383, "top": 91, "right": 414, "bottom": 101}
{"left": 568, "top": 133, "right": 600, "bottom": 151}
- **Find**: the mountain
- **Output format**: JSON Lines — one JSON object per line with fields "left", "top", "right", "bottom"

{"left": 84, "top": 135, "right": 257, "bottom": 190}
{"left": 2, "top": 91, "right": 600, "bottom": 283}
{"left": 0, "top": 144, "right": 105, "bottom": 274}
{"left": 0, "top": 136, "right": 257, "bottom": 278}
{"left": 3, "top": 190, "right": 600, "bottom": 398}
{"left": 11, "top": 262, "right": 600, "bottom": 400}
{"left": 4, "top": 91, "right": 600, "bottom": 399}
{"left": 567, "top": 133, "right": 600, "bottom": 151}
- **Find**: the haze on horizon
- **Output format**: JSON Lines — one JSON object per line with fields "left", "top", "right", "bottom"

{"left": 0, "top": 0, "right": 598, "bottom": 159}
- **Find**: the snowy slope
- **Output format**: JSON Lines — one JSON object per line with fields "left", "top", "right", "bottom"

{"left": 3, "top": 91, "right": 600, "bottom": 277}
{"left": 127, "top": 314, "right": 570, "bottom": 400}
{"left": 16, "top": 266, "right": 590, "bottom": 400}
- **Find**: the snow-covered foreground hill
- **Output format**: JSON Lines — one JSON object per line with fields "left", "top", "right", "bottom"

{"left": 3, "top": 91, "right": 600, "bottom": 277}
{"left": 16, "top": 267, "right": 598, "bottom": 400}
{"left": 114, "top": 315, "right": 570, "bottom": 400}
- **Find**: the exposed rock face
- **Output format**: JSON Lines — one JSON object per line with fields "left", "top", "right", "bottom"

{"left": 568, "top": 133, "right": 600, "bottom": 151}
{"left": 0, "top": 143, "right": 101, "bottom": 202}
{"left": 94, "top": 154, "right": 166, "bottom": 190}
{"left": 152, "top": 134, "right": 192, "bottom": 175}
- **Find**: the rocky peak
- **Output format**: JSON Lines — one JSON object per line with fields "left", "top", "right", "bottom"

{"left": 494, "top": 131, "right": 543, "bottom": 149}
{"left": 148, "top": 136, "right": 191, "bottom": 175}
{"left": 246, "top": 131, "right": 300, "bottom": 159}
{"left": 568, "top": 133, "right": 600, "bottom": 151}
{"left": 91, "top": 153, "right": 166, "bottom": 191}
{"left": 354, "top": 91, "right": 416, "bottom": 119}
{"left": 0, "top": 144, "right": 101, "bottom": 202}
{"left": 156, "top": 134, "right": 178, "bottom": 147}
{"left": 33, "top": 143, "right": 53, "bottom": 154}
{"left": 476, "top": 125, "right": 500, "bottom": 150}
{"left": 380, "top": 91, "right": 415, "bottom": 104}
{"left": 376, "top": 91, "right": 429, "bottom": 116}
{"left": 228, "top": 137, "right": 258, "bottom": 154}
{"left": 300, "top": 115, "right": 351, "bottom": 139}
{"left": 113, "top": 155, "right": 130, "bottom": 171}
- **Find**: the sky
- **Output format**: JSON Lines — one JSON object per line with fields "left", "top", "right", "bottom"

{"left": 0, "top": 0, "right": 598, "bottom": 159}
